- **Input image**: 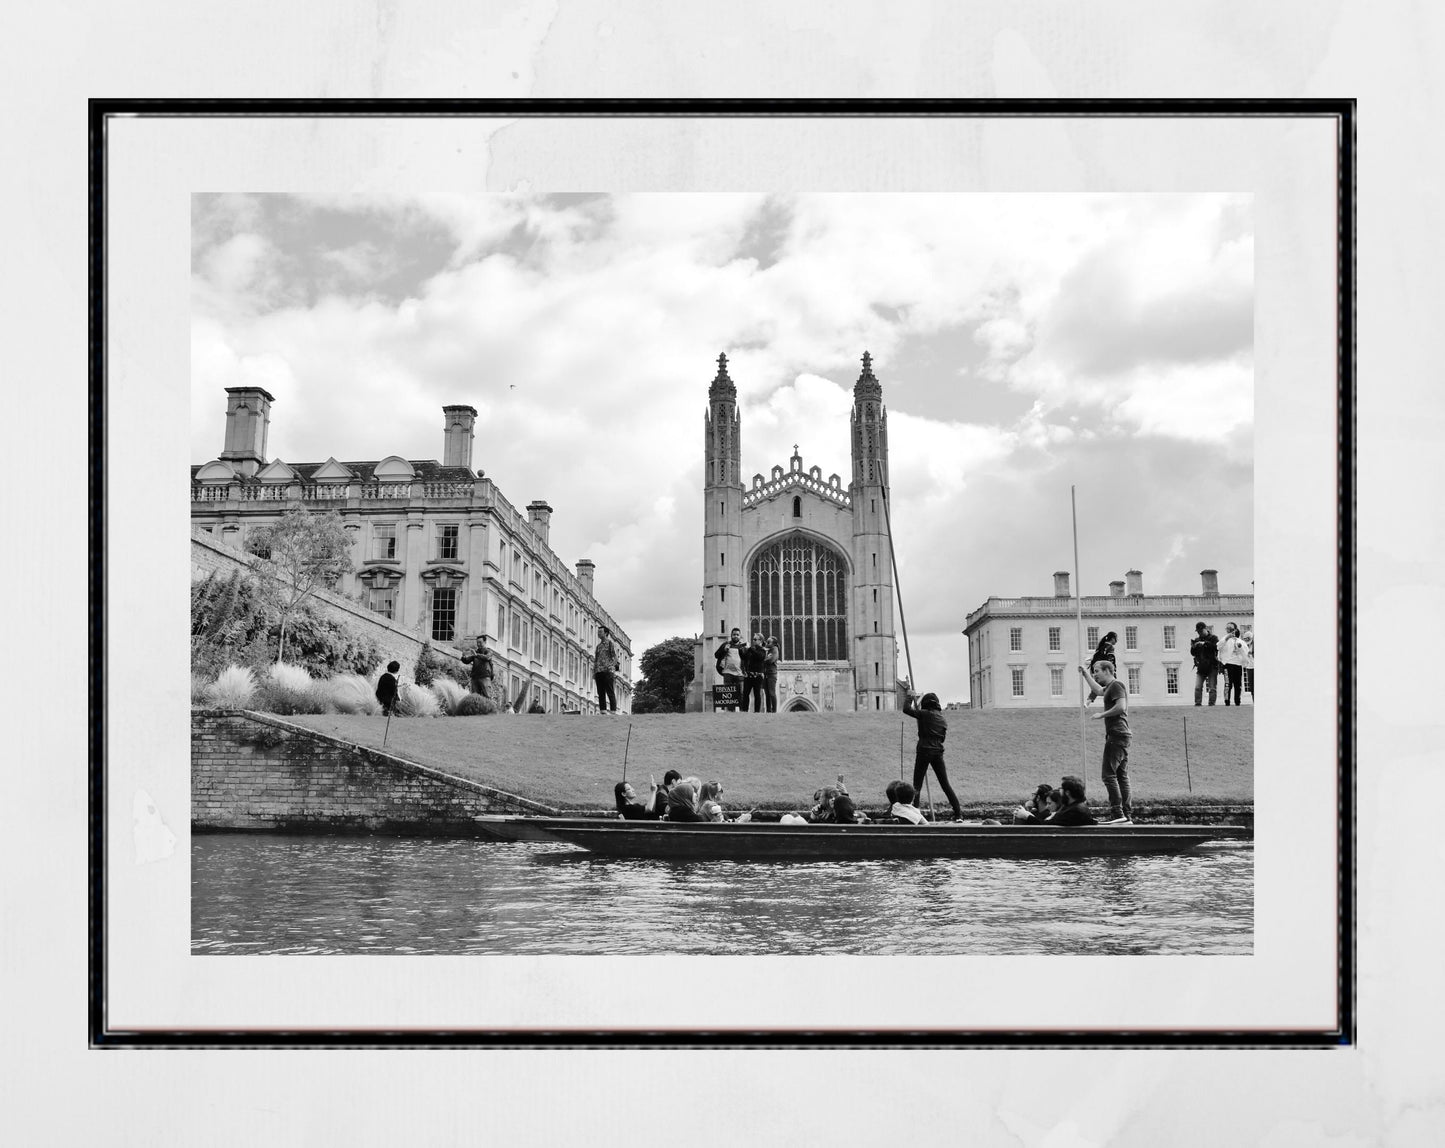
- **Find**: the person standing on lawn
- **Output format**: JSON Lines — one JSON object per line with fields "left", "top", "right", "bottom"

{"left": 1077, "top": 660, "right": 1133, "bottom": 824}
{"left": 763, "top": 635, "right": 780, "bottom": 712}
{"left": 460, "top": 635, "right": 495, "bottom": 701}
{"left": 1219, "top": 621, "right": 1248, "bottom": 706}
{"left": 593, "top": 626, "right": 620, "bottom": 713}
{"left": 1190, "top": 621, "right": 1220, "bottom": 706}
{"left": 902, "top": 690, "right": 964, "bottom": 821}
{"left": 740, "top": 633, "right": 768, "bottom": 714}
{"left": 374, "top": 660, "right": 401, "bottom": 715}
{"left": 713, "top": 627, "right": 745, "bottom": 712}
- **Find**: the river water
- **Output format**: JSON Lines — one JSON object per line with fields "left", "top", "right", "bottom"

{"left": 191, "top": 833, "right": 1252, "bottom": 956}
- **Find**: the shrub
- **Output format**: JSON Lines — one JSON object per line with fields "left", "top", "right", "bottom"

{"left": 328, "top": 674, "right": 381, "bottom": 715}
{"left": 191, "top": 672, "right": 211, "bottom": 705}
{"left": 431, "top": 678, "right": 469, "bottom": 716}
{"left": 206, "top": 665, "right": 257, "bottom": 710}
{"left": 415, "top": 641, "right": 469, "bottom": 689}
{"left": 255, "top": 662, "right": 328, "bottom": 716}
{"left": 455, "top": 693, "right": 498, "bottom": 716}
{"left": 394, "top": 681, "right": 440, "bottom": 717}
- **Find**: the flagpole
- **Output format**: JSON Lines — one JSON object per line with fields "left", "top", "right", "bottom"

{"left": 1071, "top": 485, "right": 1089, "bottom": 776}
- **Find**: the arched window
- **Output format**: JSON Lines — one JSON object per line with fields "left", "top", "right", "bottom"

{"left": 749, "top": 536, "right": 848, "bottom": 661}
{"left": 792, "top": 495, "right": 802, "bottom": 518}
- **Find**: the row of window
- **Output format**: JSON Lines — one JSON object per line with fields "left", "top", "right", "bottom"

{"left": 999, "top": 624, "right": 1180, "bottom": 655}
{"left": 1002, "top": 664, "right": 1183, "bottom": 698}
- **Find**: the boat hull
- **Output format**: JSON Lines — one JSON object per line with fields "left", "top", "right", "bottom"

{"left": 479, "top": 817, "right": 1250, "bottom": 861}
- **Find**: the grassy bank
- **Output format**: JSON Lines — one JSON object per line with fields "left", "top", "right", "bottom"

{"left": 286, "top": 706, "right": 1252, "bottom": 815}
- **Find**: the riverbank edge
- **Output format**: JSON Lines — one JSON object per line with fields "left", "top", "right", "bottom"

{"left": 192, "top": 710, "right": 1253, "bottom": 835}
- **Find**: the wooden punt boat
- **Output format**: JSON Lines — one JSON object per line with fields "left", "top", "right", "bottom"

{"left": 474, "top": 816, "right": 1250, "bottom": 861}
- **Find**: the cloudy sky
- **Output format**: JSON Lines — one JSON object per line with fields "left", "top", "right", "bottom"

{"left": 192, "top": 192, "right": 1253, "bottom": 702}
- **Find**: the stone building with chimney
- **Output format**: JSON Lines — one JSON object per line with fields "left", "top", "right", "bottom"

{"left": 191, "top": 387, "right": 631, "bottom": 714}
{"left": 689, "top": 351, "right": 900, "bottom": 712}
{"left": 962, "top": 568, "right": 1254, "bottom": 708}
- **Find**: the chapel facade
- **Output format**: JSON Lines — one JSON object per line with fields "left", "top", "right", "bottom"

{"left": 689, "top": 352, "right": 900, "bottom": 712}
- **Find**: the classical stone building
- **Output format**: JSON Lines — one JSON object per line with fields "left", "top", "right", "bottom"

{"left": 191, "top": 387, "right": 632, "bottom": 714}
{"left": 688, "top": 352, "right": 900, "bottom": 712}
{"left": 963, "top": 569, "right": 1254, "bottom": 708}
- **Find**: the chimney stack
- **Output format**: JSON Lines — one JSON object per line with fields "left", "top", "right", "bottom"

{"left": 442, "top": 405, "right": 477, "bottom": 470}
{"left": 1201, "top": 569, "right": 1220, "bottom": 596}
{"left": 1109, "top": 580, "right": 1126, "bottom": 597}
{"left": 575, "top": 558, "right": 595, "bottom": 597}
{"left": 526, "top": 501, "right": 553, "bottom": 548}
{"left": 1053, "top": 571, "right": 1071, "bottom": 598}
{"left": 1126, "top": 569, "right": 1143, "bottom": 596}
{"left": 220, "top": 387, "right": 275, "bottom": 477}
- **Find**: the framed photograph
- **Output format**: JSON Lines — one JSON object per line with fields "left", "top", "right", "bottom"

{"left": 93, "top": 99, "right": 1352, "bottom": 1046}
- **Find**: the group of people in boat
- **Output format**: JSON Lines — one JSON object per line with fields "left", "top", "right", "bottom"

{"left": 612, "top": 673, "right": 1125, "bottom": 827}
{"left": 614, "top": 770, "right": 741, "bottom": 823}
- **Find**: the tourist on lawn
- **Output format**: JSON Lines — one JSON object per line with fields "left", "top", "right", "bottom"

{"left": 763, "top": 636, "right": 780, "bottom": 712}
{"left": 887, "top": 781, "right": 926, "bottom": 825}
{"left": 649, "top": 769, "right": 682, "bottom": 817}
{"left": 615, "top": 781, "right": 661, "bottom": 821}
{"left": 460, "top": 635, "right": 495, "bottom": 699}
{"left": 375, "top": 660, "right": 401, "bottom": 716}
{"left": 665, "top": 778, "right": 705, "bottom": 822}
{"left": 593, "top": 626, "right": 620, "bottom": 714}
{"left": 698, "top": 780, "right": 727, "bottom": 822}
{"left": 1190, "top": 622, "right": 1220, "bottom": 706}
{"left": 740, "top": 633, "right": 768, "bottom": 713}
{"left": 1090, "top": 631, "right": 1119, "bottom": 677}
{"left": 713, "top": 627, "right": 746, "bottom": 712}
{"left": 1048, "top": 776, "right": 1098, "bottom": 826}
{"left": 1219, "top": 621, "right": 1248, "bottom": 707}
{"left": 902, "top": 690, "right": 964, "bottom": 822}
{"left": 1242, "top": 628, "right": 1255, "bottom": 698}
{"left": 1077, "top": 660, "right": 1133, "bottom": 824}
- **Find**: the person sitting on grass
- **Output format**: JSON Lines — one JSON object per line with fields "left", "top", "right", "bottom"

{"left": 614, "top": 781, "right": 660, "bottom": 821}
{"left": 887, "top": 781, "right": 927, "bottom": 825}
{"left": 665, "top": 779, "right": 704, "bottom": 822}
{"left": 697, "top": 780, "right": 727, "bottom": 822}
{"left": 1047, "top": 776, "right": 1098, "bottom": 826}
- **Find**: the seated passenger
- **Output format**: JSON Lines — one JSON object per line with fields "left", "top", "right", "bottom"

{"left": 649, "top": 769, "right": 682, "bottom": 817}
{"left": 832, "top": 793, "right": 861, "bottom": 824}
{"left": 1013, "top": 783, "right": 1055, "bottom": 823}
{"left": 810, "top": 786, "right": 841, "bottom": 823}
{"left": 888, "top": 782, "right": 926, "bottom": 824}
{"left": 697, "top": 780, "right": 726, "bottom": 822}
{"left": 1047, "top": 775, "right": 1098, "bottom": 826}
{"left": 665, "top": 779, "right": 704, "bottom": 822}
{"left": 614, "top": 780, "right": 660, "bottom": 820}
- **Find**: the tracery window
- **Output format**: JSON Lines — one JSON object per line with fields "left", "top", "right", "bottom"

{"left": 749, "top": 535, "right": 848, "bottom": 661}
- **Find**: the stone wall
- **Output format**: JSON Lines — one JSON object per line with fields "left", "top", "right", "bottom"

{"left": 192, "top": 711, "right": 554, "bottom": 833}
{"left": 191, "top": 528, "right": 468, "bottom": 681}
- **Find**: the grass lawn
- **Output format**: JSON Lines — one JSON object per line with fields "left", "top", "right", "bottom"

{"left": 286, "top": 705, "right": 1252, "bottom": 815}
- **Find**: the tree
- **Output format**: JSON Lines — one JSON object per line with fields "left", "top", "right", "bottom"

{"left": 633, "top": 636, "right": 697, "bottom": 713}
{"left": 246, "top": 507, "right": 354, "bottom": 663}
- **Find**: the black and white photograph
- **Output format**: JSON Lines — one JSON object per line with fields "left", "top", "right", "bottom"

{"left": 186, "top": 189, "right": 1257, "bottom": 959}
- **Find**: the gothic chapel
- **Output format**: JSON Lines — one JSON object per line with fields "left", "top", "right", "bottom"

{"left": 691, "top": 352, "right": 900, "bottom": 712}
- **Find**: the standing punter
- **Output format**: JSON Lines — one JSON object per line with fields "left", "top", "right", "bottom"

{"left": 902, "top": 690, "right": 964, "bottom": 822}
{"left": 1078, "top": 660, "right": 1133, "bottom": 824}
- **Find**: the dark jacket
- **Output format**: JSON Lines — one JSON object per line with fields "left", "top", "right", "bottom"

{"left": 461, "top": 649, "right": 494, "bottom": 687}
{"left": 616, "top": 795, "right": 661, "bottom": 821}
{"left": 1090, "top": 638, "right": 1117, "bottom": 670}
{"left": 740, "top": 642, "right": 767, "bottom": 677}
{"left": 903, "top": 702, "right": 948, "bottom": 753}
{"left": 375, "top": 672, "right": 398, "bottom": 713}
{"left": 1190, "top": 633, "right": 1219, "bottom": 672}
{"left": 1049, "top": 801, "right": 1098, "bottom": 826}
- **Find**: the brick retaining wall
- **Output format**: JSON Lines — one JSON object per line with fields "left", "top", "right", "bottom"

{"left": 192, "top": 711, "right": 555, "bottom": 833}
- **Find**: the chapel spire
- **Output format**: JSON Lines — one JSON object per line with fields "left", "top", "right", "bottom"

{"left": 709, "top": 351, "right": 737, "bottom": 402}
{"left": 853, "top": 350, "right": 882, "bottom": 402}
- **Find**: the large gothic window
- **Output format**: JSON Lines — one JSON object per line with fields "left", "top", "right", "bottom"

{"left": 750, "top": 536, "right": 848, "bottom": 661}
